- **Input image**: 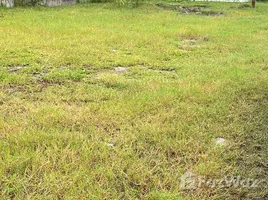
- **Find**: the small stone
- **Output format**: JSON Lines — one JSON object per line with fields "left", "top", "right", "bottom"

{"left": 215, "top": 137, "right": 226, "bottom": 146}
{"left": 105, "top": 143, "right": 114, "bottom": 147}
{"left": 112, "top": 50, "right": 117, "bottom": 53}
{"left": 114, "top": 67, "right": 128, "bottom": 74}
{"left": 184, "top": 39, "right": 197, "bottom": 45}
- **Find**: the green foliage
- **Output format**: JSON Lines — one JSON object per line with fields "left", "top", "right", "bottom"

{"left": 115, "top": 0, "right": 139, "bottom": 8}
{"left": 14, "top": 0, "right": 44, "bottom": 6}
{"left": 14, "top": 0, "right": 24, "bottom": 6}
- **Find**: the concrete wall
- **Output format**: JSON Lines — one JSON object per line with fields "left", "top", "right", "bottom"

{"left": 1, "top": 0, "right": 14, "bottom": 7}
{"left": 0, "top": 0, "right": 76, "bottom": 7}
{"left": 46, "top": 0, "right": 76, "bottom": 7}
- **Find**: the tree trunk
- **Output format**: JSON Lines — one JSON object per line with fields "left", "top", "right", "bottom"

{"left": 252, "top": 0, "right": 256, "bottom": 8}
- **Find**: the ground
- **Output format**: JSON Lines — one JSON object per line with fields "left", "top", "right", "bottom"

{"left": 0, "top": 2, "right": 267, "bottom": 199}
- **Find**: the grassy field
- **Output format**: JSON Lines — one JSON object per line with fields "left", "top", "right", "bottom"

{"left": 0, "top": 2, "right": 267, "bottom": 199}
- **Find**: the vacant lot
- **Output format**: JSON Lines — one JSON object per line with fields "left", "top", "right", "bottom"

{"left": 0, "top": 2, "right": 267, "bottom": 199}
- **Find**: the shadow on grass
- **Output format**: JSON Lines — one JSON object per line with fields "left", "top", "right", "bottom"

{"left": 227, "top": 81, "right": 268, "bottom": 199}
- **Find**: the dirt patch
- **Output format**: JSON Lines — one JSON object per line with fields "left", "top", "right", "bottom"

{"left": 238, "top": 4, "right": 251, "bottom": 9}
{"left": 4, "top": 85, "right": 28, "bottom": 95}
{"left": 114, "top": 67, "right": 128, "bottom": 75}
{"left": 201, "top": 10, "right": 224, "bottom": 16}
{"left": 31, "top": 70, "right": 49, "bottom": 79}
{"left": 8, "top": 64, "right": 29, "bottom": 73}
{"left": 156, "top": 3, "right": 223, "bottom": 16}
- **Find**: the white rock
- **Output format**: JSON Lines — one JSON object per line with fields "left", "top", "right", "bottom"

{"left": 105, "top": 143, "right": 114, "bottom": 147}
{"left": 114, "top": 67, "right": 128, "bottom": 74}
{"left": 184, "top": 39, "right": 197, "bottom": 45}
{"left": 215, "top": 137, "right": 226, "bottom": 145}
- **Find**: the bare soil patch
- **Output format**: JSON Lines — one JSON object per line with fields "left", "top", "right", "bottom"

{"left": 156, "top": 3, "right": 224, "bottom": 16}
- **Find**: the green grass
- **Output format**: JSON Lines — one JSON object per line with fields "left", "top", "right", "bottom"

{"left": 0, "top": 2, "right": 267, "bottom": 199}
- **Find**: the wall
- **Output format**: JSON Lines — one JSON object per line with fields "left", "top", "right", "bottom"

{"left": 1, "top": 0, "right": 14, "bottom": 7}
{"left": 0, "top": 0, "right": 76, "bottom": 7}
{"left": 46, "top": 0, "right": 76, "bottom": 6}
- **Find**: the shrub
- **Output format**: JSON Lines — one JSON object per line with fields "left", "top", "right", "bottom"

{"left": 115, "top": 0, "right": 139, "bottom": 8}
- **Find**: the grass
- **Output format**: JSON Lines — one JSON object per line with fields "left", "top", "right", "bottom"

{"left": 0, "top": 2, "right": 267, "bottom": 199}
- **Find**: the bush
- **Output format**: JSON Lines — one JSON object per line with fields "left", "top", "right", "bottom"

{"left": 14, "top": 0, "right": 44, "bottom": 6}
{"left": 115, "top": 0, "right": 139, "bottom": 8}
